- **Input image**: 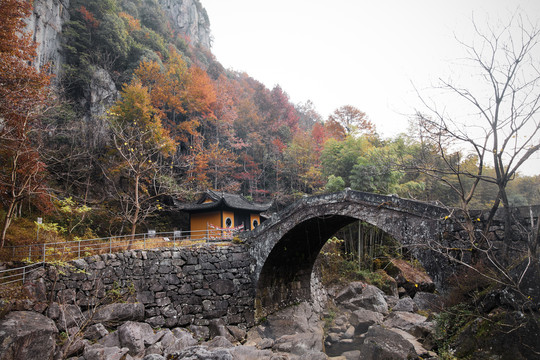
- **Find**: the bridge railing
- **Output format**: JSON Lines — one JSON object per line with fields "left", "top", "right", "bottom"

{"left": 0, "top": 229, "right": 242, "bottom": 288}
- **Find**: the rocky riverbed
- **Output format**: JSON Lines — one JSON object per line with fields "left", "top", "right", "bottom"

{"left": 0, "top": 277, "right": 442, "bottom": 360}
{"left": 322, "top": 282, "right": 440, "bottom": 359}
{"left": 0, "top": 254, "right": 447, "bottom": 359}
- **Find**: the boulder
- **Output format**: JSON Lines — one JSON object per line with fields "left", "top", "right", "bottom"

{"left": 299, "top": 351, "right": 328, "bottom": 360}
{"left": 325, "top": 332, "right": 341, "bottom": 345}
{"left": 47, "top": 302, "right": 61, "bottom": 320}
{"left": 386, "top": 259, "right": 435, "bottom": 297}
{"left": 384, "top": 294, "right": 399, "bottom": 309}
{"left": 145, "top": 342, "right": 164, "bottom": 357}
{"left": 349, "top": 309, "right": 384, "bottom": 334}
{"left": 258, "top": 302, "right": 319, "bottom": 339}
{"left": 341, "top": 350, "right": 361, "bottom": 359}
{"left": 334, "top": 314, "right": 348, "bottom": 327}
{"left": 345, "top": 285, "right": 388, "bottom": 314}
{"left": 157, "top": 329, "right": 176, "bottom": 349}
{"left": 383, "top": 311, "right": 427, "bottom": 332}
{"left": 335, "top": 282, "right": 368, "bottom": 303}
{"left": 205, "top": 336, "right": 235, "bottom": 349}
{"left": 272, "top": 331, "right": 324, "bottom": 354}
{"left": 392, "top": 296, "right": 418, "bottom": 312}
{"left": 342, "top": 326, "right": 355, "bottom": 339}
{"left": 143, "top": 355, "right": 166, "bottom": 360}
{"left": 388, "top": 328, "right": 437, "bottom": 358}
{"left": 0, "top": 311, "right": 58, "bottom": 360}
{"left": 57, "top": 304, "right": 86, "bottom": 331}
{"left": 226, "top": 325, "right": 246, "bottom": 343}
{"left": 410, "top": 320, "right": 436, "bottom": 341}
{"left": 189, "top": 325, "right": 210, "bottom": 341}
{"left": 117, "top": 321, "right": 159, "bottom": 356}
{"left": 209, "top": 319, "right": 235, "bottom": 342}
{"left": 83, "top": 344, "right": 130, "bottom": 360}
{"left": 229, "top": 345, "right": 277, "bottom": 359}
{"left": 84, "top": 323, "right": 109, "bottom": 341}
{"left": 61, "top": 337, "right": 89, "bottom": 358}
{"left": 97, "top": 331, "right": 121, "bottom": 348}
{"left": 167, "top": 346, "right": 233, "bottom": 360}
{"left": 91, "top": 302, "right": 144, "bottom": 327}
{"left": 257, "top": 337, "right": 275, "bottom": 349}
{"left": 163, "top": 328, "right": 198, "bottom": 355}
{"left": 358, "top": 325, "right": 418, "bottom": 359}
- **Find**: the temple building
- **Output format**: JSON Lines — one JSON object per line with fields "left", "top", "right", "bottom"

{"left": 178, "top": 190, "right": 272, "bottom": 239}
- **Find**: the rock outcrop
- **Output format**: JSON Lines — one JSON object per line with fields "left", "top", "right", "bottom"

{"left": 26, "top": 0, "right": 69, "bottom": 76}
{"left": 81, "top": 65, "right": 119, "bottom": 147}
{"left": 27, "top": 0, "right": 212, "bottom": 79}
{"left": 158, "top": 0, "right": 211, "bottom": 49}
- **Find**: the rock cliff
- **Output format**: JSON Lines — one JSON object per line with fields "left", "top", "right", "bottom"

{"left": 27, "top": 0, "right": 211, "bottom": 79}
{"left": 158, "top": 0, "right": 212, "bottom": 49}
{"left": 26, "top": 0, "right": 212, "bottom": 134}
{"left": 26, "top": 0, "right": 70, "bottom": 76}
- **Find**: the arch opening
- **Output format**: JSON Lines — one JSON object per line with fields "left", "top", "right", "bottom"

{"left": 254, "top": 214, "right": 399, "bottom": 316}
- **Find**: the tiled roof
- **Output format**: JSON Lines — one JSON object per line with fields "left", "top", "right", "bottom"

{"left": 177, "top": 190, "right": 272, "bottom": 212}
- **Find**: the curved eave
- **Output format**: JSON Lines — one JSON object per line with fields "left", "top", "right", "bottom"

{"left": 177, "top": 197, "right": 272, "bottom": 214}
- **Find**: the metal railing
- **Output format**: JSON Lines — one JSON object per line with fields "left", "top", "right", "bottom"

{"left": 0, "top": 228, "right": 243, "bottom": 288}
{"left": 0, "top": 262, "right": 45, "bottom": 287}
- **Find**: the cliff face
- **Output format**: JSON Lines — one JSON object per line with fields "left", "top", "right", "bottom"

{"left": 27, "top": 0, "right": 70, "bottom": 76}
{"left": 27, "top": 0, "right": 212, "bottom": 132}
{"left": 27, "top": 0, "right": 211, "bottom": 79}
{"left": 158, "top": 0, "right": 212, "bottom": 49}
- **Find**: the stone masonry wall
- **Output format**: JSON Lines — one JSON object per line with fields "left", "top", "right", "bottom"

{"left": 42, "top": 244, "right": 255, "bottom": 330}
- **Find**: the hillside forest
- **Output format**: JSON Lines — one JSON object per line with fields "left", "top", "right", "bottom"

{"left": 1, "top": 0, "right": 539, "bottom": 247}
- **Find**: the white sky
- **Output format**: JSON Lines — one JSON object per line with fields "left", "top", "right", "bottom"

{"left": 200, "top": 0, "right": 540, "bottom": 175}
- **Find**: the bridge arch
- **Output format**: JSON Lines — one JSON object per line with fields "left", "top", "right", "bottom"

{"left": 246, "top": 190, "right": 448, "bottom": 316}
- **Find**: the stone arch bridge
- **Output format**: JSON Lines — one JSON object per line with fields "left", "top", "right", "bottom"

{"left": 37, "top": 190, "right": 535, "bottom": 330}
{"left": 245, "top": 189, "right": 451, "bottom": 316}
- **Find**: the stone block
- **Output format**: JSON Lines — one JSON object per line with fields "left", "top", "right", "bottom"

{"left": 155, "top": 297, "right": 171, "bottom": 307}
{"left": 210, "top": 279, "right": 235, "bottom": 295}
{"left": 137, "top": 291, "right": 155, "bottom": 304}
{"left": 177, "top": 315, "right": 195, "bottom": 326}
{"left": 92, "top": 303, "right": 144, "bottom": 327}
{"left": 146, "top": 315, "right": 165, "bottom": 328}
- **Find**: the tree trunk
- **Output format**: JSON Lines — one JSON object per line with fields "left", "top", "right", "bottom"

{"left": 128, "top": 175, "right": 140, "bottom": 250}
{"left": 1, "top": 199, "right": 17, "bottom": 248}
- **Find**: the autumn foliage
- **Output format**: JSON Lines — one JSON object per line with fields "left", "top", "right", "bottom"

{"left": 106, "top": 80, "right": 176, "bottom": 237}
{"left": 2, "top": 0, "right": 538, "bottom": 246}
{"left": 0, "top": 0, "right": 52, "bottom": 246}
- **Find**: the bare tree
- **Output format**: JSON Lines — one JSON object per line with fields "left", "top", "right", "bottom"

{"left": 415, "top": 15, "right": 540, "bottom": 232}
{"left": 411, "top": 15, "right": 540, "bottom": 298}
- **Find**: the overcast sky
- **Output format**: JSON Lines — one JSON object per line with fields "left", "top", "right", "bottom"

{"left": 201, "top": 0, "right": 540, "bottom": 175}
